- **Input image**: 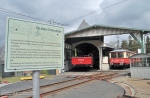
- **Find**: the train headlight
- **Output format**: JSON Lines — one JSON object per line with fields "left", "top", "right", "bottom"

{"left": 110, "top": 62, "right": 113, "bottom": 65}
{"left": 120, "top": 62, "right": 123, "bottom": 65}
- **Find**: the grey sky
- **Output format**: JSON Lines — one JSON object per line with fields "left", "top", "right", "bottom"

{"left": 0, "top": 0, "right": 150, "bottom": 46}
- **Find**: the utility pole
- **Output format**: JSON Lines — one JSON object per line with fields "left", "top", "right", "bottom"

{"left": 115, "top": 35, "right": 119, "bottom": 49}
{"left": 117, "top": 39, "right": 119, "bottom": 49}
{"left": 144, "top": 33, "right": 150, "bottom": 53}
{"left": 144, "top": 34, "right": 146, "bottom": 53}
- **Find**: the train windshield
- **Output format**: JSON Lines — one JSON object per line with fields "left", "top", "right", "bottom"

{"left": 126, "top": 52, "right": 129, "bottom": 58}
{"left": 111, "top": 52, "right": 117, "bottom": 58}
{"left": 117, "top": 52, "right": 124, "bottom": 58}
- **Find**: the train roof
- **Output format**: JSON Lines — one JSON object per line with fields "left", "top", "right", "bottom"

{"left": 130, "top": 53, "right": 150, "bottom": 58}
{"left": 110, "top": 49, "right": 135, "bottom": 53}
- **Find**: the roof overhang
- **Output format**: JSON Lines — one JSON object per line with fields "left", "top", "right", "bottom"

{"left": 65, "top": 24, "right": 150, "bottom": 38}
{"left": 130, "top": 53, "right": 150, "bottom": 58}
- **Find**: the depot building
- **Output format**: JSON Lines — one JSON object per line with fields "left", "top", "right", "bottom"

{"left": 61, "top": 20, "right": 150, "bottom": 73}
{"left": 63, "top": 20, "right": 114, "bottom": 72}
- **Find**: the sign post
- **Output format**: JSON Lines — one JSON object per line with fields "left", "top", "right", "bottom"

{"left": 33, "top": 70, "right": 40, "bottom": 98}
{"left": 5, "top": 17, "right": 64, "bottom": 97}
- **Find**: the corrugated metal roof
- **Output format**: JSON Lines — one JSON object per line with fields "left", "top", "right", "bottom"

{"left": 130, "top": 53, "right": 150, "bottom": 58}
{"left": 65, "top": 24, "right": 150, "bottom": 35}
{"left": 110, "top": 49, "right": 134, "bottom": 53}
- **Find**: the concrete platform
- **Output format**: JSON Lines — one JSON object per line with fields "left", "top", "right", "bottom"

{"left": 112, "top": 76, "right": 150, "bottom": 98}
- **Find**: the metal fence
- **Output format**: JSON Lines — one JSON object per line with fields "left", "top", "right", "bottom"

{"left": 131, "top": 58, "right": 150, "bottom": 67}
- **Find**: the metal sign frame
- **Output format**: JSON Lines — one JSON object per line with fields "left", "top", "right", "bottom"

{"left": 5, "top": 17, "right": 64, "bottom": 72}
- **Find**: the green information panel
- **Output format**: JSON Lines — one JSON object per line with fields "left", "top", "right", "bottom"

{"left": 5, "top": 17, "right": 64, "bottom": 72}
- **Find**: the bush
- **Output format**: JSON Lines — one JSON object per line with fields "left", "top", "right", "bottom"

{"left": 40, "top": 70, "right": 48, "bottom": 75}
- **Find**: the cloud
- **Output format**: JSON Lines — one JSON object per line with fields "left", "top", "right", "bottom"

{"left": 98, "top": 0, "right": 150, "bottom": 43}
{"left": 0, "top": 0, "right": 104, "bottom": 46}
{"left": 0, "top": 0, "right": 150, "bottom": 46}
{"left": 97, "top": 0, "right": 150, "bottom": 29}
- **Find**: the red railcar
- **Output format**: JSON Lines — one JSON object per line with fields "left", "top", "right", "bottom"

{"left": 71, "top": 54, "right": 94, "bottom": 68}
{"left": 109, "top": 49, "right": 136, "bottom": 69}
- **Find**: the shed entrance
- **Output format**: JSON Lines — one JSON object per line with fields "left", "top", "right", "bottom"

{"left": 74, "top": 43, "right": 99, "bottom": 69}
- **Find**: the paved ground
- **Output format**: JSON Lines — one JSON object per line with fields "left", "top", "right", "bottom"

{"left": 61, "top": 68, "right": 130, "bottom": 76}
{"left": 0, "top": 78, "right": 73, "bottom": 95}
{"left": 68, "top": 68, "right": 130, "bottom": 73}
{"left": 0, "top": 72, "right": 126, "bottom": 98}
{"left": 112, "top": 76, "right": 150, "bottom": 98}
{"left": 0, "top": 84, "right": 8, "bottom": 88}
{"left": 0, "top": 69, "right": 131, "bottom": 97}
{"left": 44, "top": 80, "right": 124, "bottom": 98}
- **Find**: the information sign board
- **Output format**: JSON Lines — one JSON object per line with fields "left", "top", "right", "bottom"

{"left": 5, "top": 17, "right": 64, "bottom": 72}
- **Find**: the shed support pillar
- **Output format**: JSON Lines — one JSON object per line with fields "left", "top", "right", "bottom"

{"left": 140, "top": 31, "right": 144, "bottom": 53}
{"left": 99, "top": 47, "right": 102, "bottom": 70}
{"left": 130, "top": 31, "right": 145, "bottom": 53}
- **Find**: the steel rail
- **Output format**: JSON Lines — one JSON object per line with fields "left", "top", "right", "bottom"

{"left": 3, "top": 72, "right": 103, "bottom": 97}
{"left": 3, "top": 72, "right": 118, "bottom": 98}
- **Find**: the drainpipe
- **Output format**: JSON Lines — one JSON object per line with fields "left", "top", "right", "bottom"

{"left": 99, "top": 47, "right": 102, "bottom": 70}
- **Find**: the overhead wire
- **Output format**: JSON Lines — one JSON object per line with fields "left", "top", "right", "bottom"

{"left": 63, "top": 0, "right": 127, "bottom": 24}
{"left": 0, "top": 7, "right": 68, "bottom": 27}
{"left": 0, "top": 8, "right": 47, "bottom": 22}
{"left": 0, "top": 0, "right": 127, "bottom": 29}
{"left": 64, "top": 0, "right": 127, "bottom": 29}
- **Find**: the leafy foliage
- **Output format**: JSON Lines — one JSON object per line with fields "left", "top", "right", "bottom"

{"left": 120, "top": 35, "right": 150, "bottom": 53}
{"left": 40, "top": 70, "right": 49, "bottom": 75}
{"left": 121, "top": 40, "right": 128, "bottom": 49}
{"left": 0, "top": 45, "right": 5, "bottom": 60}
{"left": 146, "top": 36, "right": 150, "bottom": 53}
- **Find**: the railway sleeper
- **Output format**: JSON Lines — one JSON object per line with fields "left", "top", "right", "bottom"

{"left": 5, "top": 73, "right": 117, "bottom": 98}
{"left": 28, "top": 79, "right": 93, "bottom": 98}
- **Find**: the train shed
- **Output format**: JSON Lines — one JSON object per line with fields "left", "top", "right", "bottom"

{"left": 63, "top": 20, "right": 150, "bottom": 72}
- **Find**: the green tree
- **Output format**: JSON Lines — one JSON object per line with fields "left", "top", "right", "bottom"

{"left": 146, "top": 36, "right": 150, "bottom": 53}
{"left": 121, "top": 40, "right": 128, "bottom": 49}
{"left": 120, "top": 35, "right": 141, "bottom": 52}
{"left": 0, "top": 45, "right": 5, "bottom": 60}
{"left": 128, "top": 35, "right": 135, "bottom": 51}
{"left": 132, "top": 40, "right": 141, "bottom": 52}
{"left": 117, "top": 39, "right": 120, "bottom": 49}
{"left": 40, "top": 70, "right": 49, "bottom": 75}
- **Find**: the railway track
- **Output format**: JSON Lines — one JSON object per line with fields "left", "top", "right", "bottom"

{"left": 1, "top": 72, "right": 119, "bottom": 98}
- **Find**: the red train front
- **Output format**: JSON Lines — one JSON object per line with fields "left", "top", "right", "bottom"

{"left": 71, "top": 54, "right": 94, "bottom": 68}
{"left": 109, "top": 49, "right": 135, "bottom": 69}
